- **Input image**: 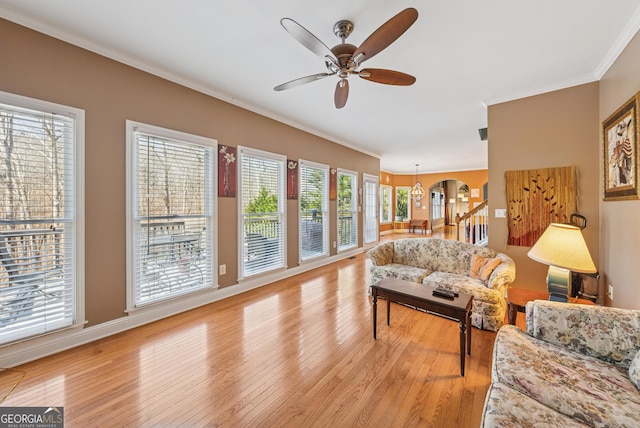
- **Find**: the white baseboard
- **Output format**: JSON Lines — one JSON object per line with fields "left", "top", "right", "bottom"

{"left": 0, "top": 247, "right": 363, "bottom": 368}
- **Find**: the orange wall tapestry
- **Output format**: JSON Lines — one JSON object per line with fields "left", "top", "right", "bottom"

{"left": 506, "top": 166, "right": 577, "bottom": 246}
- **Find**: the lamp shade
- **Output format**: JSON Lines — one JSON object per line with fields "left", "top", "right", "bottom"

{"left": 527, "top": 223, "right": 597, "bottom": 273}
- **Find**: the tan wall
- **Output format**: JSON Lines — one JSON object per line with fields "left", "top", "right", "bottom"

{"left": 599, "top": 31, "right": 640, "bottom": 309}
{"left": 0, "top": 19, "right": 379, "bottom": 326}
{"left": 487, "top": 83, "right": 601, "bottom": 294}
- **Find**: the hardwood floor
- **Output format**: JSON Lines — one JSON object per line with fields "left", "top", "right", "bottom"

{"left": 1, "top": 229, "right": 497, "bottom": 427}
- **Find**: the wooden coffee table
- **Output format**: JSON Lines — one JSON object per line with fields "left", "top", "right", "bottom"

{"left": 507, "top": 287, "right": 595, "bottom": 325}
{"left": 371, "top": 278, "right": 473, "bottom": 377}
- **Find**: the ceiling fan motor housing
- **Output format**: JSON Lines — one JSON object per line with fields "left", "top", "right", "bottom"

{"left": 331, "top": 44, "right": 357, "bottom": 69}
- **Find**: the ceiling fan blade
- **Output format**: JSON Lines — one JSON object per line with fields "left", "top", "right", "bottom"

{"left": 334, "top": 79, "right": 349, "bottom": 109}
{"left": 352, "top": 8, "right": 418, "bottom": 64}
{"left": 358, "top": 68, "right": 416, "bottom": 86}
{"left": 281, "top": 18, "right": 337, "bottom": 61}
{"left": 274, "top": 73, "right": 333, "bottom": 91}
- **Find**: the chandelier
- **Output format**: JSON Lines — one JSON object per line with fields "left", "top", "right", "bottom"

{"left": 409, "top": 164, "right": 425, "bottom": 203}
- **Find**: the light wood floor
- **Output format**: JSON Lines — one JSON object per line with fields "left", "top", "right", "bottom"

{"left": 1, "top": 229, "right": 500, "bottom": 427}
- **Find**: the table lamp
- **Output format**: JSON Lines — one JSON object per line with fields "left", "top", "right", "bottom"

{"left": 527, "top": 223, "right": 597, "bottom": 302}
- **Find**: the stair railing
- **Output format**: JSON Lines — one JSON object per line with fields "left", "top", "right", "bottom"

{"left": 455, "top": 200, "right": 488, "bottom": 245}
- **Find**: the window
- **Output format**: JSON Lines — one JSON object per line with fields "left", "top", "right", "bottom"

{"left": 337, "top": 169, "right": 358, "bottom": 251}
{"left": 363, "top": 174, "right": 378, "bottom": 245}
{"left": 395, "top": 186, "right": 410, "bottom": 221}
{"left": 127, "top": 121, "right": 215, "bottom": 309}
{"left": 299, "top": 160, "right": 328, "bottom": 261}
{"left": 0, "top": 92, "right": 84, "bottom": 345}
{"left": 238, "top": 147, "right": 286, "bottom": 278}
{"left": 432, "top": 190, "right": 444, "bottom": 219}
{"left": 380, "top": 185, "right": 392, "bottom": 223}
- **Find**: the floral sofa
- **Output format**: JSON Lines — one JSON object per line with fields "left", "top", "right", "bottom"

{"left": 481, "top": 300, "right": 640, "bottom": 427}
{"left": 366, "top": 238, "right": 516, "bottom": 331}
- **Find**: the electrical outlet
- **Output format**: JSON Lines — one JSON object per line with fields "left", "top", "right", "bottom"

{"left": 608, "top": 284, "right": 613, "bottom": 300}
{"left": 333, "top": 241, "right": 337, "bottom": 249}
{"left": 495, "top": 209, "right": 507, "bottom": 218}
{"left": 219, "top": 264, "right": 226, "bottom": 275}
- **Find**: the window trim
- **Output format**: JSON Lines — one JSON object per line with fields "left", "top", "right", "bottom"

{"left": 0, "top": 90, "right": 85, "bottom": 343}
{"left": 125, "top": 120, "right": 217, "bottom": 312}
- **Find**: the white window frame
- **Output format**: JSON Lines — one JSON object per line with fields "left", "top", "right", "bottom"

{"left": 380, "top": 185, "right": 392, "bottom": 224}
{"left": 337, "top": 169, "right": 358, "bottom": 252}
{"left": 237, "top": 146, "right": 287, "bottom": 279}
{"left": 0, "top": 91, "right": 85, "bottom": 345}
{"left": 395, "top": 186, "right": 411, "bottom": 221}
{"left": 126, "top": 121, "right": 217, "bottom": 311}
{"left": 298, "top": 159, "right": 329, "bottom": 262}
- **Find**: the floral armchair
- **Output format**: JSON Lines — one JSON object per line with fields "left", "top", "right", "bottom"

{"left": 481, "top": 300, "right": 640, "bottom": 427}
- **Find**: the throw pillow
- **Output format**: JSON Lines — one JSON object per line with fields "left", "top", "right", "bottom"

{"left": 470, "top": 254, "right": 501, "bottom": 283}
{"left": 630, "top": 349, "right": 640, "bottom": 390}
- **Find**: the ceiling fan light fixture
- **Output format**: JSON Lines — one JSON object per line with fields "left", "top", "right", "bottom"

{"left": 351, "top": 52, "right": 365, "bottom": 64}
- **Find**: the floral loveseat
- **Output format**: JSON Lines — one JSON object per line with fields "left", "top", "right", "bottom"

{"left": 481, "top": 300, "right": 640, "bottom": 427}
{"left": 366, "top": 238, "right": 516, "bottom": 331}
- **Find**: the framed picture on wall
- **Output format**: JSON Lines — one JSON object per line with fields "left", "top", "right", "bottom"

{"left": 603, "top": 92, "right": 640, "bottom": 201}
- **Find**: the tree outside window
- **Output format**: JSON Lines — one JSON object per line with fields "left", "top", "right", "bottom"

{"left": 395, "top": 187, "right": 410, "bottom": 221}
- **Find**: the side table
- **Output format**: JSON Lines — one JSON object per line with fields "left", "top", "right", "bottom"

{"left": 507, "top": 287, "right": 595, "bottom": 325}
{"left": 392, "top": 220, "right": 404, "bottom": 234}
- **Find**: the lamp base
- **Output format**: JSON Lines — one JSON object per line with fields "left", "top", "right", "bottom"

{"left": 546, "top": 265, "right": 571, "bottom": 302}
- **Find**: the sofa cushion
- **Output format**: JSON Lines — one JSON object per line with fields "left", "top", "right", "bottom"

{"left": 493, "top": 325, "right": 640, "bottom": 428}
{"left": 391, "top": 238, "right": 439, "bottom": 271}
{"left": 370, "top": 263, "right": 431, "bottom": 284}
{"left": 469, "top": 254, "right": 502, "bottom": 283}
{"left": 481, "top": 381, "right": 586, "bottom": 428}
{"left": 630, "top": 349, "right": 640, "bottom": 391}
{"left": 433, "top": 239, "right": 496, "bottom": 275}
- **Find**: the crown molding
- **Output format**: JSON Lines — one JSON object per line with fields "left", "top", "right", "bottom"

{"left": 594, "top": 4, "right": 640, "bottom": 79}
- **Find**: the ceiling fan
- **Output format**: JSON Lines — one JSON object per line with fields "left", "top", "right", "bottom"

{"left": 274, "top": 8, "right": 418, "bottom": 109}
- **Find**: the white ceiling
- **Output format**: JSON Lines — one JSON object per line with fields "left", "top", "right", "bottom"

{"left": 2, "top": 0, "right": 640, "bottom": 174}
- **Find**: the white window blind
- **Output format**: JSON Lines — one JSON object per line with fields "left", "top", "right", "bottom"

{"left": 363, "top": 175, "right": 378, "bottom": 244}
{"left": 238, "top": 147, "right": 285, "bottom": 278}
{"left": 337, "top": 170, "right": 357, "bottom": 251}
{"left": 380, "top": 185, "right": 392, "bottom": 223}
{"left": 128, "top": 122, "right": 215, "bottom": 308}
{"left": 299, "top": 160, "right": 328, "bottom": 261}
{"left": 0, "top": 99, "right": 79, "bottom": 345}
